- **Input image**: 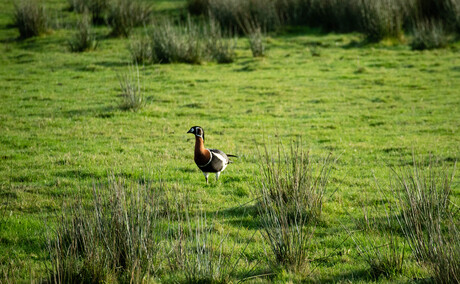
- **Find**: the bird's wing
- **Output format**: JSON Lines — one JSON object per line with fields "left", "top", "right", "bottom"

{"left": 209, "top": 149, "right": 229, "bottom": 163}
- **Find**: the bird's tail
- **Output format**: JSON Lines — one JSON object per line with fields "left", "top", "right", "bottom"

{"left": 227, "top": 154, "right": 237, "bottom": 163}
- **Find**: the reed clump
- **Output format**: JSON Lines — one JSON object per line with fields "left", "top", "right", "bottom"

{"left": 256, "top": 143, "right": 335, "bottom": 270}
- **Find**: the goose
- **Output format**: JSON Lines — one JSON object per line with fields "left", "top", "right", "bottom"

{"left": 187, "top": 126, "right": 236, "bottom": 183}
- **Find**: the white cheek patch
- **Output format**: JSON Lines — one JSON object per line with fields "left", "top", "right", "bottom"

{"left": 196, "top": 129, "right": 204, "bottom": 139}
{"left": 191, "top": 128, "right": 195, "bottom": 133}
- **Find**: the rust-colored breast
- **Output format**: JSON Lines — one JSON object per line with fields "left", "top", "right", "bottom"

{"left": 194, "top": 137, "right": 211, "bottom": 166}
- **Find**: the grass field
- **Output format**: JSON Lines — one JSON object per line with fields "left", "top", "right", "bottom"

{"left": 1, "top": 0, "right": 459, "bottom": 282}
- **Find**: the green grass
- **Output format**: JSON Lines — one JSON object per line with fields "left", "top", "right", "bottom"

{"left": 0, "top": 0, "right": 459, "bottom": 282}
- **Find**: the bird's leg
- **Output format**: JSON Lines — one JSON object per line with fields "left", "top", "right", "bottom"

{"left": 203, "top": 172, "right": 209, "bottom": 184}
{"left": 216, "top": 172, "right": 220, "bottom": 181}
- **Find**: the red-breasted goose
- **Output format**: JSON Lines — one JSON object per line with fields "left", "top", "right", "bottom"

{"left": 187, "top": 126, "right": 236, "bottom": 184}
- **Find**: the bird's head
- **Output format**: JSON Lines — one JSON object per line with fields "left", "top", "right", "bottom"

{"left": 187, "top": 126, "right": 205, "bottom": 141}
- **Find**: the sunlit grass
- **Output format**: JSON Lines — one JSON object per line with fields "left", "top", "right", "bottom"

{"left": 0, "top": 0, "right": 459, "bottom": 281}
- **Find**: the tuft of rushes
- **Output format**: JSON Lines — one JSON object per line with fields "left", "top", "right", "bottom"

{"left": 68, "top": 0, "right": 108, "bottom": 25}
{"left": 117, "top": 64, "right": 145, "bottom": 111}
{"left": 68, "top": 12, "right": 97, "bottom": 52}
{"left": 194, "top": 0, "right": 281, "bottom": 33}
{"left": 248, "top": 27, "right": 265, "bottom": 57}
{"left": 257, "top": 143, "right": 335, "bottom": 270}
{"left": 129, "top": 18, "right": 235, "bottom": 65}
{"left": 67, "top": 0, "right": 86, "bottom": 13}
{"left": 13, "top": 0, "right": 48, "bottom": 39}
{"left": 411, "top": 20, "right": 449, "bottom": 50}
{"left": 185, "top": 0, "right": 459, "bottom": 43}
{"left": 46, "top": 176, "right": 166, "bottom": 282}
{"left": 359, "top": 0, "right": 405, "bottom": 42}
{"left": 390, "top": 155, "right": 459, "bottom": 283}
{"left": 128, "top": 18, "right": 217, "bottom": 64}
{"left": 108, "top": 0, "right": 152, "bottom": 37}
{"left": 423, "top": 214, "right": 460, "bottom": 284}
{"left": 128, "top": 36, "right": 152, "bottom": 64}
{"left": 0, "top": 256, "right": 21, "bottom": 284}
{"left": 168, "top": 209, "right": 238, "bottom": 283}
{"left": 88, "top": 0, "right": 108, "bottom": 25}
{"left": 149, "top": 18, "right": 206, "bottom": 64}
{"left": 205, "top": 18, "right": 237, "bottom": 64}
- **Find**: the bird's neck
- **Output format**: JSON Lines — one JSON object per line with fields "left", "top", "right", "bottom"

{"left": 194, "top": 137, "right": 210, "bottom": 164}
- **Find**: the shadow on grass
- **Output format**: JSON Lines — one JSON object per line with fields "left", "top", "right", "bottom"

{"left": 343, "top": 39, "right": 369, "bottom": 49}
{"left": 14, "top": 34, "right": 69, "bottom": 52}
{"left": 0, "top": 234, "right": 46, "bottom": 257}
{"left": 0, "top": 36, "right": 18, "bottom": 47}
{"left": 234, "top": 267, "right": 275, "bottom": 283}
{"left": 322, "top": 269, "right": 435, "bottom": 284}
{"left": 95, "top": 61, "right": 130, "bottom": 68}
{"left": 0, "top": 216, "right": 47, "bottom": 258}
{"left": 0, "top": 188, "right": 18, "bottom": 200}
{"left": 178, "top": 166, "right": 196, "bottom": 173}
{"left": 62, "top": 106, "right": 117, "bottom": 118}
{"left": 342, "top": 37, "right": 410, "bottom": 51}
{"left": 273, "top": 26, "right": 363, "bottom": 50}
{"left": 354, "top": 215, "right": 406, "bottom": 239}
{"left": 275, "top": 26, "right": 409, "bottom": 51}
{"left": 55, "top": 169, "right": 104, "bottom": 180}
{"left": 207, "top": 202, "right": 261, "bottom": 230}
{"left": 276, "top": 26, "right": 332, "bottom": 38}
{"left": 234, "top": 60, "right": 259, "bottom": 72}
{"left": 316, "top": 268, "right": 372, "bottom": 283}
